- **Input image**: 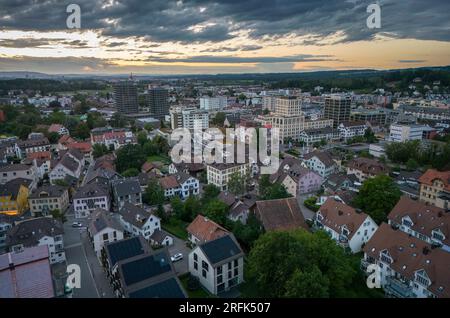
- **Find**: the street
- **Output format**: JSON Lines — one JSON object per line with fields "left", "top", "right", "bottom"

{"left": 297, "top": 194, "right": 317, "bottom": 221}
{"left": 168, "top": 236, "right": 191, "bottom": 276}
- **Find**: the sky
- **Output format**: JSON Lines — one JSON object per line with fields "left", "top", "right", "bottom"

{"left": 0, "top": 0, "right": 449, "bottom": 75}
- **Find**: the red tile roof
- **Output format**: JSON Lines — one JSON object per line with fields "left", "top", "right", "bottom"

{"left": 364, "top": 223, "right": 450, "bottom": 298}
{"left": 158, "top": 175, "right": 179, "bottom": 189}
{"left": 418, "top": 169, "right": 450, "bottom": 192}
{"left": 187, "top": 215, "right": 229, "bottom": 243}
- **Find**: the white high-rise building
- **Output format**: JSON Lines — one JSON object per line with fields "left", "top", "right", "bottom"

{"left": 389, "top": 123, "right": 426, "bottom": 142}
{"left": 170, "top": 107, "right": 209, "bottom": 130}
{"left": 200, "top": 96, "right": 228, "bottom": 111}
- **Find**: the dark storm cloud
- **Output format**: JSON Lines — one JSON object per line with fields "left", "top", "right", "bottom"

{"left": 147, "top": 54, "right": 337, "bottom": 64}
{"left": 0, "top": 0, "right": 449, "bottom": 43}
{"left": 0, "top": 38, "right": 92, "bottom": 48}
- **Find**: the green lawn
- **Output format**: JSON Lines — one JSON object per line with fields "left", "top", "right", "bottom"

{"left": 147, "top": 155, "right": 171, "bottom": 165}
{"left": 162, "top": 217, "right": 188, "bottom": 240}
{"left": 179, "top": 274, "right": 212, "bottom": 298}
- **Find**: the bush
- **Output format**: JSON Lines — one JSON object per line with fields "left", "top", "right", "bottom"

{"left": 187, "top": 275, "right": 200, "bottom": 291}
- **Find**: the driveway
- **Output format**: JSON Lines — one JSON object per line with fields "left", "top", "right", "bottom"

{"left": 297, "top": 194, "right": 317, "bottom": 221}
{"left": 168, "top": 236, "right": 191, "bottom": 276}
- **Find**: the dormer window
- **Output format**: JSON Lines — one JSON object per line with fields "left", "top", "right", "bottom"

{"left": 402, "top": 217, "right": 413, "bottom": 227}
{"left": 432, "top": 229, "right": 444, "bottom": 241}
{"left": 415, "top": 271, "right": 430, "bottom": 287}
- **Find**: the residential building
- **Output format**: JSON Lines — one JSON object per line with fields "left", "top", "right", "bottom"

{"left": 274, "top": 96, "right": 303, "bottom": 116}
{"left": 338, "top": 121, "right": 367, "bottom": 140}
{"left": 113, "top": 249, "right": 186, "bottom": 298}
{"left": 188, "top": 234, "right": 244, "bottom": 295}
{"left": 324, "top": 95, "right": 352, "bottom": 128}
{"left": 218, "top": 192, "right": 251, "bottom": 224}
{"left": 270, "top": 159, "right": 323, "bottom": 195}
{"left": 90, "top": 127, "right": 136, "bottom": 150}
{"left": 207, "top": 162, "right": 251, "bottom": 191}
{"left": 303, "top": 150, "right": 338, "bottom": 178}
{"left": 200, "top": 96, "right": 227, "bottom": 111}
{"left": 73, "top": 183, "right": 110, "bottom": 218}
{"left": 88, "top": 208, "right": 124, "bottom": 257}
{"left": 299, "top": 127, "right": 340, "bottom": 146}
{"left": 49, "top": 151, "right": 82, "bottom": 184}
{"left": 146, "top": 88, "right": 169, "bottom": 119}
{"left": 17, "top": 137, "right": 50, "bottom": 158}
{"left": 253, "top": 197, "right": 308, "bottom": 232}
{"left": 262, "top": 96, "right": 278, "bottom": 112}
{"left": 48, "top": 124, "right": 69, "bottom": 136}
{"left": 362, "top": 223, "right": 450, "bottom": 298}
{"left": 0, "top": 163, "right": 38, "bottom": 189}
{"left": 0, "top": 245, "right": 55, "bottom": 298}
{"left": 315, "top": 198, "right": 378, "bottom": 253}
{"left": 28, "top": 185, "right": 69, "bottom": 217}
{"left": 102, "top": 236, "right": 150, "bottom": 283}
{"left": 170, "top": 106, "right": 208, "bottom": 130}
{"left": 113, "top": 80, "right": 139, "bottom": 114}
{"left": 6, "top": 217, "right": 65, "bottom": 264}
{"left": 0, "top": 178, "right": 32, "bottom": 216}
{"left": 346, "top": 157, "right": 388, "bottom": 182}
{"left": 389, "top": 123, "right": 428, "bottom": 142}
{"left": 388, "top": 196, "right": 450, "bottom": 251}
{"left": 418, "top": 169, "right": 450, "bottom": 208}
{"left": 187, "top": 214, "right": 230, "bottom": 246}
{"left": 350, "top": 109, "right": 388, "bottom": 126}
{"left": 118, "top": 202, "right": 165, "bottom": 242}
{"left": 112, "top": 179, "right": 142, "bottom": 210}
{"left": 323, "top": 173, "right": 359, "bottom": 194}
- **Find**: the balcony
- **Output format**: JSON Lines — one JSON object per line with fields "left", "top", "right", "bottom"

{"left": 384, "top": 276, "right": 414, "bottom": 298}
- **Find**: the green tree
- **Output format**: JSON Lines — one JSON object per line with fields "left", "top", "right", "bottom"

{"left": 202, "top": 184, "right": 221, "bottom": 205}
{"left": 47, "top": 132, "right": 60, "bottom": 144}
{"left": 213, "top": 112, "right": 226, "bottom": 126}
{"left": 92, "top": 144, "right": 110, "bottom": 159}
{"left": 73, "top": 122, "right": 90, "bottom": 140}
{"left": 227, "top": 172, "right": 246, "bottom": 196}
{"left": 156, "top": 204, "right": 168, "bottom": 223}
{"left": 110, "top": 112, "right": 127, "bottom": 128}
{"left": 204, "top": 200, "right": 229, "bottom": 225}
{"left": 115, "top": 144, "right": 146, "bottom": 173}
{"left": 228, "top": 214, "right": 262, "bottom": 250}
{"left": 258, "top": 174, "right": 272, "bottom": 199}
{"left": 137, "top": 131, "right": 148, "bottom": 146}
{"left": 170, "top": 196, "right": 184, "bottom": 219}
{"left": 246, "top": 229, "right": 363, "bottom": 298}
{"left": 122, "top": 168, "right": 140, "bottom": 177}
{"left": 182, "top": 196, "right": 202, "bottom": 222}
{"left": 262, "top": 182, "right": 291, "bottom": 200}
{"left": 50, "top": 209, "right": 67, "bottom": 224}
{"left": 406, "top": 158, "right": 419, "bottom": 171}
{"left": 353, "top": 175, "right": 402, "bottom": 224}
{"left": 143, "top": 179, "right": 165, "bottom": 206}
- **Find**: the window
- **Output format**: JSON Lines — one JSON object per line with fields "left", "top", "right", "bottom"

{"left": 194, "top": 262, "right": 198, "bottom": 270}
{"left": 234, "top": 259, "right": 238, "bottom": 268}
{"left": 103, "top": 233, "right": 108, "bottom": 240}
{"left": 217, "top": 266, "right": 222, "bottom": 275}
{"left": 202, "top": 260, "right": 209, "bottom": 271}
{"left": 193, "top": 253, "right": 198, "bottom": 261}
{"left": 234, "top": 268, "right": 238, "bottom": 277}
{"left": 202, "top": 269, "right": 207, "bottom": 278}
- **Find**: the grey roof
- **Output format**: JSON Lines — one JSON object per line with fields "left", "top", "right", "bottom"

{"left": 0, "top": 178, "right": 33, "bottom": 200}
{"left": 149, "top": 229, "right": 172, "bottom": 244}
{"left": 88, "top": 209, "right": 123, "bottom": 236}
{"left": 6, "top": 217, "right": 64, "bottom": 247}
{"left": 303, "top": 150, "right": 336, "bottom": 168}
{"left": 0, "top": 164, "right": 32, "bottom": 172}
{"left": 85, "top": 167, "right": 121, "bottom": 185}
{"left": 118, "top": 250, "right": 172, "bottom": 287}
{"left": 67, "top": 148, "right": 84, "bottom": 161}
{"left": 118, "top": 202, "right": 158, "bottom": 229}
{"left": 128, "top": 277, "right": 186, "bottom": 298}
{"left": 105, "top": 236, "right": 149, "bottom": 268}
{"left": 73, "top": 182, "right": 109, "bottom": 199}
{"left": 112, "top": 179, "right": 141, "bottom": 196}
{"left": 59, "top": 154, "right": 80, "bottom": 173}
{"left": 199, "top": 234, "right": 243, "bottom": 266}
{"left": 29, "top": 185, "right": 67, "bottom": 199}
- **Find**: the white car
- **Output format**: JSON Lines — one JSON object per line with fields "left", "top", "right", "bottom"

{"left": 72, "top": 222, "right": 83, "bottom": 228}
{"left": 171, "top": 253, "right": 183, "bottom": 262}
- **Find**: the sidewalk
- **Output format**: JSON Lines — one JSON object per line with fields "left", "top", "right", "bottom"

{"left": 80, "top": 231, "right": 116, "bottom": 298}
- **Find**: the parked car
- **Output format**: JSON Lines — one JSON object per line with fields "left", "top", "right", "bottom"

{"left": 72, "top": 222, "right": 83, "bottom": 228}
{"left": 171, "top": 253, "right": 183, "bottom": 262}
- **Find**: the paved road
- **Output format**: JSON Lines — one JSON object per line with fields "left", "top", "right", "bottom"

{"left": 63, "top": 213, "right": 115, "bottom": 298}
{"left": 297, "top": 194, "right": 317, "bottom": 221}
{"left": 168, "top": 236, "right": 191, "bottom": 276}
